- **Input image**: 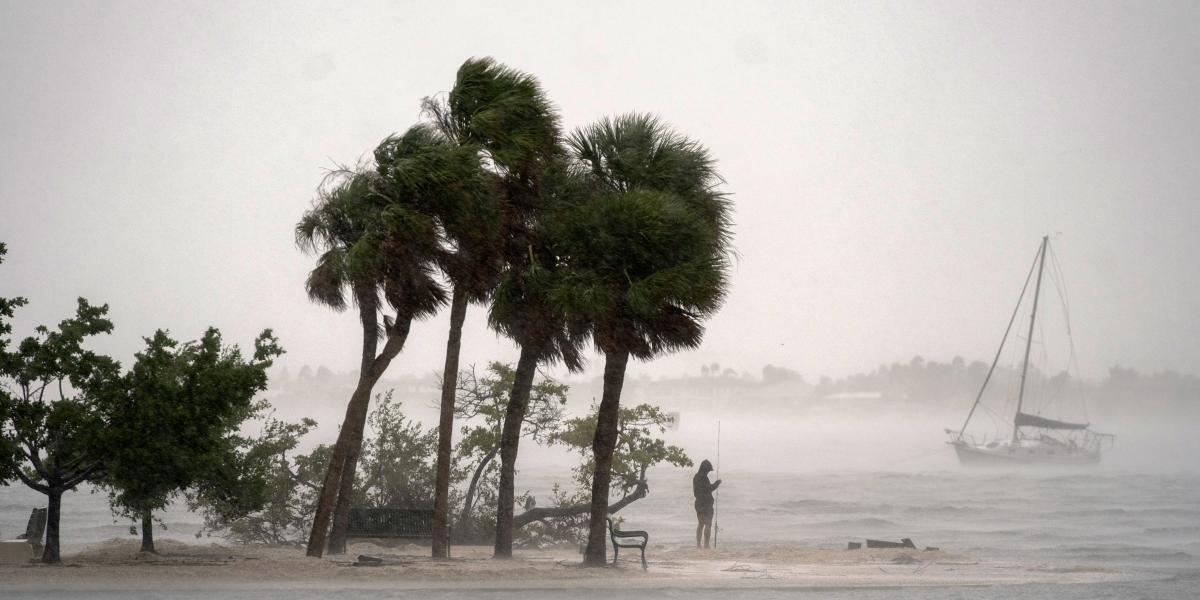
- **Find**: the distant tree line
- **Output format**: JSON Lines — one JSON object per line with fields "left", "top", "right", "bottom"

{"left": 808, "top": 355, "right": 1198, "bottom": 413}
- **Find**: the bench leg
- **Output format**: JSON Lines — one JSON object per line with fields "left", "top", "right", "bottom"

{"left": 640, "top": 544, "right": 647, "bottom": 570}
{"left": 612, "top": 544, "right": 618, "bottom": 566}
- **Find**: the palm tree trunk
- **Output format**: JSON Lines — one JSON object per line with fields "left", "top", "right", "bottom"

{"left": 141, "top": 512, "right": 155, "bottom": 553}
{"left": 326, "top": 387, "right": 372, "bottom": 555}
{"left": 308, "top": 291, "right": 411, "bottom": 558}
{"left": 42, "top": 489, "right": 62, "bottom": 564}
{"left": 583, "top": 350, "right": 629, "bottom": 567}
{"left": 433, "top": 288, "right": 468, "bottom": 558}
{"left": 324, "top": 326, "right": 413, "bottom": 554}
{"left": 309, "top": 378, "right": 374, "bottom": 556}
{"left": 492, "top": 344, "right": 540, "bottom": 559}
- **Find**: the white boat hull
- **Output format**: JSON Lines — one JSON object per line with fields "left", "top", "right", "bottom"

{"left": 951, "top": 440, "right": 1101, "bottom": 466}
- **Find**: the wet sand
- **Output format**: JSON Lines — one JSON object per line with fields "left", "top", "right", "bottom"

{"left": 0, "top": 539, "right": 1137, "bottom": 592}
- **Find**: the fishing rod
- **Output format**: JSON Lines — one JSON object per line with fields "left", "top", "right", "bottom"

{"left": 714, "top": 419, "right": 721, "bottom": 549}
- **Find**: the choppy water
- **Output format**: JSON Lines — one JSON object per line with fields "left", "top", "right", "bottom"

{"left": 4, "top": 467, "right": 1198, "bottom": 598}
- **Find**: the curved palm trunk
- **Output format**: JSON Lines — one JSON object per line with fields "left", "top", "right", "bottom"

{"left": 433, "top": 289, "right": 468, "bottom": 558}
{"left": 583, "top": 350, "right": 629, "bottom": 567}
{"left": 311, "top": 376, "right": 376, "bottom": 555}
{"left": 492, "top": 344, "right": 540, "bottom": 558}
{"left": 308, "top": 290, "right": 410, "bottom": 558}
{"left": 141, "top": 512, "right": 155, "bottom": 553}
{"left": 326, "top": 384, "right": 373, "bottom": 555}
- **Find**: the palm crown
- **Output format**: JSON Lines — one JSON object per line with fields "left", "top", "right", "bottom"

{"left": 295, "top": 164, "right": 447, "bottom": 324}
{"left": 558, "top": 113, "right": 733, "bottom": 359}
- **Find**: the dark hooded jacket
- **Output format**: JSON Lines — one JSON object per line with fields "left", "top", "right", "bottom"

{"left": 693, "top": 459, "right": 718, "bottom": 511}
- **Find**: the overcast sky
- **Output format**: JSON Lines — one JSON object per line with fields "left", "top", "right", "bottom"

{"left": 2, "top": 1, "right": 1197, "bottom": 383}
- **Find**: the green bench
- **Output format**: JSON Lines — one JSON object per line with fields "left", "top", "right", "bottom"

{"left": 607, "top": 517, "right": 648, "bottom": 569}
{"left": 345, "top": 507, "right": 447, "bottom": 556}
{"left": 17, "top": 508, "right": 47, "bottom": 555}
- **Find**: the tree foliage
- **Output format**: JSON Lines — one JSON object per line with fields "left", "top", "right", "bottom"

{"left": 514, "top": 403, "right": 691, "bottom": 546}
{"left": 0, "top": 288, "right": 120, "bottom": 563}
{"left": 102, "top": 327, "right": 283, "bottom": 551}
{"left": 192, "top": 415, "right": 321, "bottom": 546}
{"left": 451, "top": 362, "right": 567, "bottom": 539}
{"left": 357, "top": 390, "right": 438, "bottom": 509}
{"left": 554, "top": 404, "right": 691, "bottom": 494}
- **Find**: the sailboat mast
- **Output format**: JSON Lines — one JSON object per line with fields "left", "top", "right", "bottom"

{"left": 956, "top": 246, "right": 1041, "bottom": 441}
{"left": 1013, "top": 235, "right": 1049, "bottom": 444}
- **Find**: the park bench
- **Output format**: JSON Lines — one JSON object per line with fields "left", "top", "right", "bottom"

{"left": 17, "top": 508, "right": 47, "bottom": 555}
{"left": 607, "top": 517, "right": 648, "bottom": 569}
{"left": 345, "top": 507, "right": 447, "bottom": 556}
{"left": 1, "top": 508, "right": 46, "bottom": 563}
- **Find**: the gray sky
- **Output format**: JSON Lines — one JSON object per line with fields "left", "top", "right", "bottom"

{"left": 2, "top": 1, "right": 1197, "bottom": 382}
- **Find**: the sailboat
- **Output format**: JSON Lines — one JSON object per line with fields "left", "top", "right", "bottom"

{"left": 948, "top": 236, "right": 1114, "bottom": 466}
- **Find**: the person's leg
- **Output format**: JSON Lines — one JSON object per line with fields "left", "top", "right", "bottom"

{"left": 702, "top": 514, "right": 713, "bottom": 548}
{"left": 696, "top": 511, "right": 704, "bottom": 548}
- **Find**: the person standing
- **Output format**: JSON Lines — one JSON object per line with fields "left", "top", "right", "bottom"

{"left": 693, "top": 459, "right": 721, "bottom": 549}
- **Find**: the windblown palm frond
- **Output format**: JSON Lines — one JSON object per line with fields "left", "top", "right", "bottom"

{"left": 568, "top": 113, "right": 734, "bottom": 253}
{"left": 552, "top": 115, "right": 734, "bottom": 361}
{"left": 546, "top": 189, "right": 728, "bottom": 360}
{"left": 448, "top": 57, "right": 562, "bottom": 175}
{"left": 295, "top": 163, "right": 447, "bottom": 321}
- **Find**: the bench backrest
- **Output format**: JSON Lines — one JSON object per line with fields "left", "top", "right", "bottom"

{"left": 346, "top": 507, "right": 434, "bottom": 538}
{"left": 606, "top": 517, "right": 629, "bottom": 537}
{"left": 25, "top": 508, "right": 47, "bottom": 542}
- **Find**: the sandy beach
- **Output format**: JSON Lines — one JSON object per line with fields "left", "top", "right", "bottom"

{"left": 0, "top": 538, "right": 1137, "bottom": 592}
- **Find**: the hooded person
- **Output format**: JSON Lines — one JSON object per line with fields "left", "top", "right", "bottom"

{"left": 693, "top": 459, "right": 722, "bottom": 548}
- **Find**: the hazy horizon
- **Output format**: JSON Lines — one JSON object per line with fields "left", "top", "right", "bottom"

{"left": 3, "top": 1, "right": 1198, "bottom": 383}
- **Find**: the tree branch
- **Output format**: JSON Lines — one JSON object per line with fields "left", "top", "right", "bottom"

{"left": 13, "top": 468, "right": 50, "bottom": 494}
{"left": 63, "top": 463, "right": 101, "bottom": 489}
{"left": 513, "top": 478, "right": 649, "bottom": 529}
{"left": 282, "top": 461, "right": 320, "bottom": 492}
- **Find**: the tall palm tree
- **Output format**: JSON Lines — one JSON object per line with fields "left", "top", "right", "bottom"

{"left": 486, "top": 163, "right": 589, "bottom": 557}
{"left": 559, "top": 114, "right": 733, "bottom": 566}
{"left": 429, "top": 57, "right": 590, "bottom": 559}
{"left": 375, "top": 115, "right": 500, "bottom": 559}
{"left": 297, "top": 163, "right": 446, "bottom": 558}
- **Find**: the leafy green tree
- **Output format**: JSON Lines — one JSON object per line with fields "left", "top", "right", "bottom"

{"left": 296, "top": 162, "right": 446, "bottom": 557}
{"left": 0, "top": 284, "right": 120, "bottom": 563}
{"left": 192, "top": 416, "right": 322, "bottom": 546}
{"left": 560, "top": 114, "right": 733, "bottom": 565}
{"left": 514, "top": 404, "right": 691, "bottom": 542}
{"left": 451, "top": 362, "right": 566, "bottom": 540}
{"left": 356, "top": 390, "right": 438, "bottom": 509}
{"left": 197, "top": 392, "right": 437, "bottom": 547}
{"left": 0, "top": 243, "right": 25, "bottom": 485}
{"left": 102, "top": 327, "right": 283, "bottom": 553}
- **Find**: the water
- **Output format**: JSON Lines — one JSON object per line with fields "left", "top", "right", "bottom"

{"left": 3, "top": 468, "right": 1198, "bottom": 597}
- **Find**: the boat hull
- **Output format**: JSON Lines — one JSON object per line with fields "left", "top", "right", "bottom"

{"left": 951, "top": 441, "right": 1101, "bottom": 466}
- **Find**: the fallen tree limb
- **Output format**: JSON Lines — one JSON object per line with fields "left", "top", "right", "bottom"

{"left": 513, "top": 480, "right": 648, "bottom": 529}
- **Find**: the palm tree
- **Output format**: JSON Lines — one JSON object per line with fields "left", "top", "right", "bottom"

{"left": 559, "top": 114, "right": 733, "bottom": 566}
{"left": 374, "top": 114, "right": 500, "bottom": 559}
{"left": 487, "top": 175, "right": 588, "bottom": 557}
{"left": 420, "top": 56, "right": 592, "bottom": 556}
{"left": 297, "top": 162, "right": 446, "bottom": 558}
{"left": 428, "top": 57, "right": 592, "bottom": 559}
